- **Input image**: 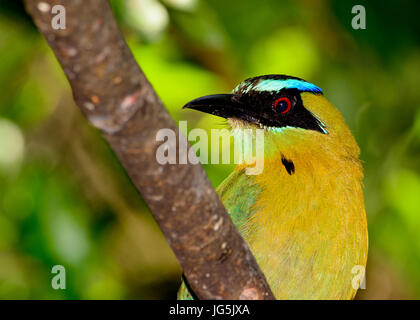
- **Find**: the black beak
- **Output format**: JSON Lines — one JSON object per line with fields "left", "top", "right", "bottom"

{"left": 183, "top": 94, "right": 246, "bottom": 120}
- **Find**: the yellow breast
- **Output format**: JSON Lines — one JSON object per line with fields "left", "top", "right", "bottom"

{"left": 244, "top": 154, "right": 368, "bottom": 299}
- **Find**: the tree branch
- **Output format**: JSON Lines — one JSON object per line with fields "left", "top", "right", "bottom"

{"left": 24, "top": 0, "right": 274, "bottom": 300}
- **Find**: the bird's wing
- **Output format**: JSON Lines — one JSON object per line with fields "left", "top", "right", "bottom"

{"left": 216, "top": 168, "right": 260, "bottom": 238}
{"left": 177, "top": 168, "right": 260, "bottom": 299}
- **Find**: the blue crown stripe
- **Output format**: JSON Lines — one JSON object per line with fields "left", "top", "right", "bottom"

{"left": 235, "top": 78, "right": 323, "bottom": 94}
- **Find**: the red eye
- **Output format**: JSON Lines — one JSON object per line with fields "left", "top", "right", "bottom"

{"left": 274, "top": 97, "right": 292, "bottom": 114}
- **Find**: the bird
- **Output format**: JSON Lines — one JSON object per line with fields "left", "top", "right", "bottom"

{"left": 178, "top": 74, "right": 368, "bottom": 300}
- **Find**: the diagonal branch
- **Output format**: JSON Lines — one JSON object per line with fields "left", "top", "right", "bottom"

{"left": 24, "top": 0, "right": 274, "bottom": 300}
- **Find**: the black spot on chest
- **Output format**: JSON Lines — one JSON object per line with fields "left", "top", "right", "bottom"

{"left": 281, "top": 156, "right": 295, "bottom": 175}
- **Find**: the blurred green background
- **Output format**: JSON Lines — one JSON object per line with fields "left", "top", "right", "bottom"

{"left": 0, "top": 0, "right": 419, "bottom": 299}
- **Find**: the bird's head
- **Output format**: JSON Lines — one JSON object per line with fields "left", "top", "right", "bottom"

{"left": 184, "top": 75, "right": 360, "bottom": 172}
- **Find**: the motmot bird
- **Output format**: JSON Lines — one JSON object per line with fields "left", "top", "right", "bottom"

{"left": 178, "top": 74, "right": 368, "bottom": 300}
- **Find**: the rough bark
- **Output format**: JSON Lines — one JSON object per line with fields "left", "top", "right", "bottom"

{"left": 24, "top": 0, "right": 274, "bottom": 300}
